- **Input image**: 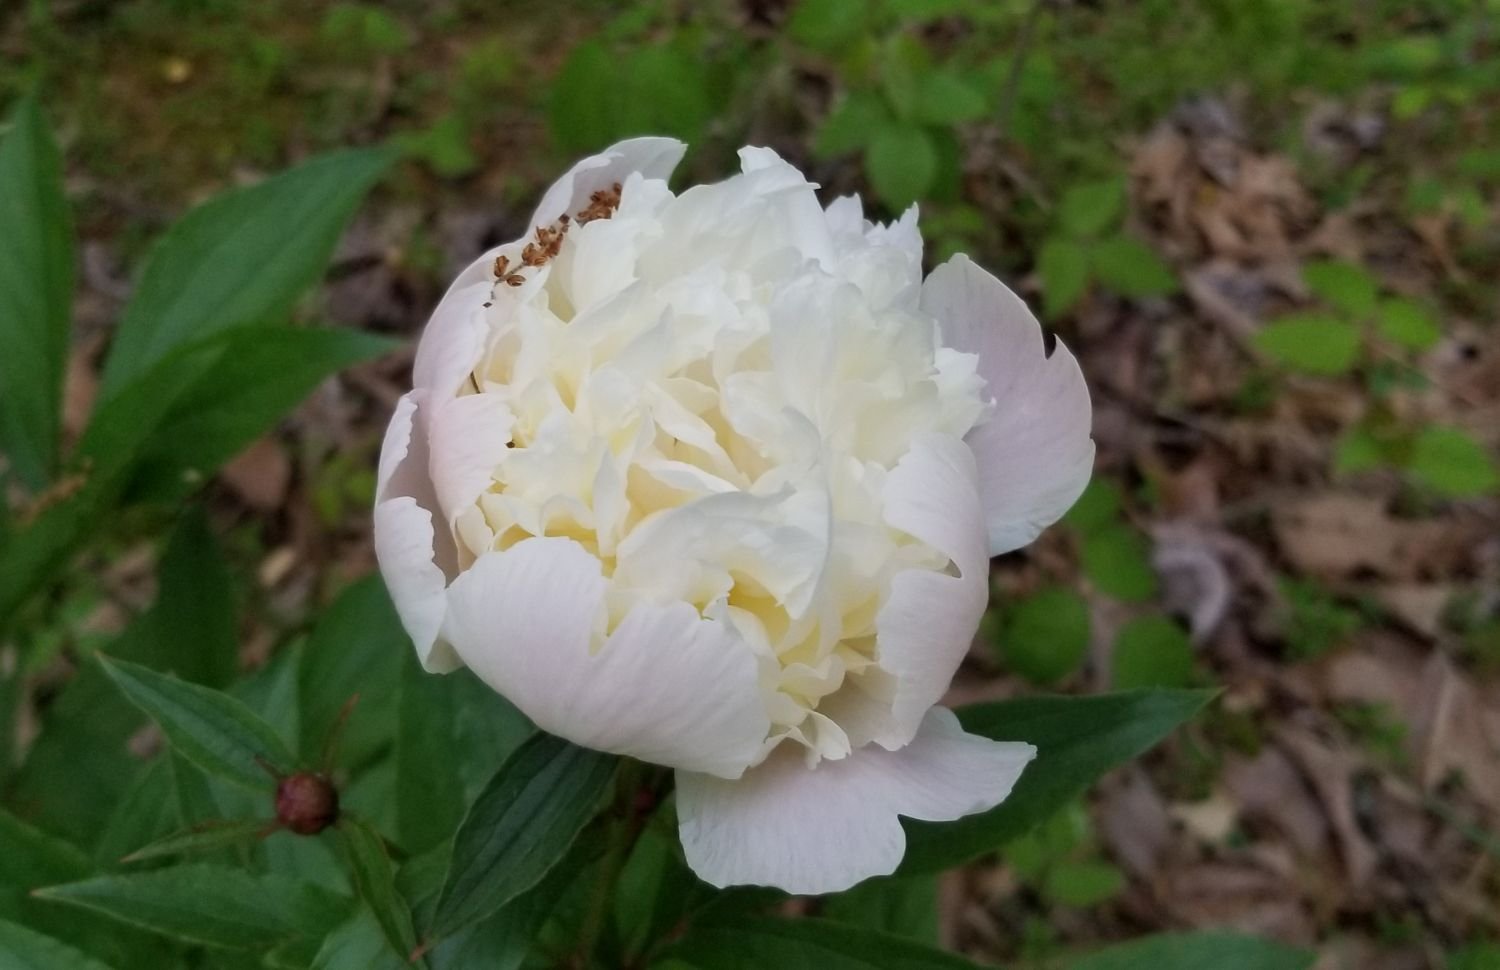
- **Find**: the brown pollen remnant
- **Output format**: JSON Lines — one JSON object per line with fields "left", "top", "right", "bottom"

{"left": 274, "top": 772, "right": 340, "bottom": 836}
{"left": 492, "top": 254, "right": 527, "bottom": 287}
{"left": 576, "top": 181, "right": 622, "bottom": 224}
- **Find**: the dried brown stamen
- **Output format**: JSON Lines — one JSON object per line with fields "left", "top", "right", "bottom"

{"left": 576, "top": 181, "right": 623, "bottom": 224}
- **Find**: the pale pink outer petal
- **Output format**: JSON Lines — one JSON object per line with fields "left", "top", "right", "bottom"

{"left": 373, "top": 392, "right": 462, "bottom": 673}
{"left": 870, "top": 432, "right": 991, "bottom": 749}
{"left": 921, "top": 254, "right": 1095, "bottom": 556}
{"left": 441, "top": 536, "right": 771, "bottom": 778}
{"left": 677, "top": 706, "right": 1035, "bottom": 894}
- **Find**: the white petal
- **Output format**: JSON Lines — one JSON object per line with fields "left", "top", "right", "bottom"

{"left": 442, "top": 537, "right": 770, "bottom": 777}
{"left": 373, "top": 392, "right": 462, "bottom": 673}
{"left": 412, "top": 280, "right": 491, "bottom": 398}
{"left": 424, "top": 138, "right": 687, "bottom": 341}
{"left": 872, "top": 432, "right": 990, "bottom": 748}
{"left": 677, "top": 706, "right": 1034, "bottom": 894}
{"left": 425, "top": 392, "right": 513, "bottom": 524}
{"left": 529, "top": 137, "right": 687, "bottom": 230}
{"left": 921, "top": 254, "right": 1095, "bottom": 556}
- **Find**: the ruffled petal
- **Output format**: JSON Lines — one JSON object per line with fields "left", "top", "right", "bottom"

{"left": 872, "top": 432, "right": 990, "bottom": 748}
{"left": 442, "top": 536, "right": 770, "bottom": 778}
{"left": 921, "top": 254, "right": 1094, "bottom": 556}
{"left": 373, "top": 392, "right": 462, "bottom": 673}
{"left": 677, "top": 706, "right": 1034, "bottom": 894}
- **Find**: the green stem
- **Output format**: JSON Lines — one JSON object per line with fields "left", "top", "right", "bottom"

{"left": 571, "top": 760, "right": 648, "bottom": 968}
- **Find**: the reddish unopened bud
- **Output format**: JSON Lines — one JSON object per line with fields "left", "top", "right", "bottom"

{"left": 275, "top": 772, "right": 339, "bottom": 836}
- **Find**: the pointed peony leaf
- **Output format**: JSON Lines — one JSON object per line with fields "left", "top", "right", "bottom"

{"left": 0, "top": 806, "right": 91, "bottom": 890}
{"left": 97, "top": 654, "right": 297, "bottom": 791}
{"left": 310, "top": 909, "right": 408, "bottom": 970}
{"left": 664, "top": 915, "right": 978, "bottom": 969}
{"left": 99, "top": 148, "right": 391, "bottom": 398}
{"left": 0, "top": 96, "right": 74, "bottom": 491}
{"left": 430, "top": 733, "right": 616, "bottom": 939}
{"left": 0, "top": 917, "right": 115, "bottom": 970}
{"left": 336, "top": 817, "right": 418, "bottom": 961}
{"left": 34, "top": 864, "right": 349, "bottom": 950}
{"left": 126, "top": 327, "right": 397, "bottom": 503}
{"left": 1065, "top": 930, "right": 1314, "bottom": 970}
{"left": 822, "top": 875, "right": 940, "bottom": 944}
{"left": 120, "top": 818, "right": 268, "bottom": 864}
{"left": 899, "top": 689, "right": 1213, "bottom": 874}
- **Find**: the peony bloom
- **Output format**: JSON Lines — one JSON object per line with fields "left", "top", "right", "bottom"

{"left": 374, "top": 138, "right": 1093, "bottom": 894}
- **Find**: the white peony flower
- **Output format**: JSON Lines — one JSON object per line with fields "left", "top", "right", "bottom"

{"left": 374, "top": 138, "right": 1093, "bottom": 894}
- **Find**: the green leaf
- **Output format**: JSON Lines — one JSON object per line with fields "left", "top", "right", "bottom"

{"left": 665, "top": 915, "right": 977, "bottom": 969}
{"left": 1059, "top": 179, "right": 1125, "bottom": 239}
{"left": 1044, "top": 859, "right": 1125, "bottom": 907}
{"left": 1063, "top": 479, "right": 1122, "bottom": 534}
{"left": 126, "top": 326, "right": 396, "bottom": 502}
{"left": 1254, "top": 314, "right": 1361, "bottom": 376}
{"left": 311, "top": 908, "right": 408, "bottom": 970}
{"left": 0, "top": 917, "right": 115, "bottom": 970}
{"left": 912, "top": 70, "right": 990, "bottom": 126}
{"left": 36, "top": 864, "right": 348, "bottom": 949}
{"left": 0, "top": 807, "right": 91, "bottom": 891}
{"left": 996, "top": 587, "right": 1091, "bottom": 686}
{"left": 1333, "top": 426, "right": 1388, "bottom": 475}
{"left": 337, "top": 818, "right": 418, "bottom": 961}
{"left": 1112, "top": 616, "right": 1195, "bottom": 690}
{"left": 788, "top": 0, "right": 870, "bottom": 52}
{"left": 430, "top": 733, "right": 616, "bottom": 938}
{"left": 120, "top": 819, "right": 267, "bottom": 864}
{"left": 612, "top": 811, "right": 705, "bottom": 959}
{"left": 900, "top": 689, "right": 1213, "bottom": 873}
{"left": 865, "top": 124, "right": 938, "bottom": 210}
{"left": 1303, "top": 259, "right": 1378, "bottom": 318}
{"left": 394, "top": 670, "right": 468, "bottom": 855}
{"left": 97, "top": 654, "right": 297, "bottom": 791}
{"left": 1089, "top": 236, "right": 1177, "bottom": 298}
{"left": 1081, "top": 525, "right": 1158, "bottom": 602}
{"left": 1407, "top": 425, "right": 1499, "bottom": 497}
{"left": 299, "top": 576, "right": 407, "bottom": 772}
{"left": 618, "top": 43, "right": 714, "bottom": 143}
{"left": 548, "top": 40, "right": 618, "bottom": 154}
{"left": 1037, "top": 236, "right": 1091, "bottom": 318}
{"left": 0, "top": 96, "right": 74, "bottom": 490}
{"left": 1066, "top": 931, "right": 1314, "bottom": 970}
{"left": 99, "top": 148, "right": 390, "bottom": 399}
{"left": 823, "top": 875, "right": 939, "bottom": 944}
{"left": 815, "top": 92, "right": 890, "bottom": 159}
{"left": 1375, "top": 298, "right": 1441, "bottom": 351}
{"left": 112, "top": 508, "right": 238, "bottom": 687}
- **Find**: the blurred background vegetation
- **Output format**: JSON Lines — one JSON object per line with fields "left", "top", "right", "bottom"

{"left": 3, "top": 0, "right": 1499, "bottom": 965}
